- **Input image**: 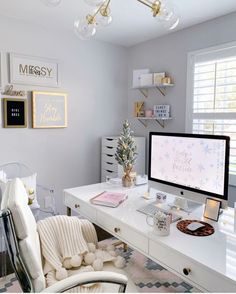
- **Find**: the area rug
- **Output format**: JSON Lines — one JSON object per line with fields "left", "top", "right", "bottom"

{"left": 0, "top": 239, "right": 199, "bottom": 293}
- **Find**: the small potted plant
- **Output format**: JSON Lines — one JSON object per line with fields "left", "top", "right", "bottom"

{"left": 115, "top": 120, "right": 137, "bottom": 187}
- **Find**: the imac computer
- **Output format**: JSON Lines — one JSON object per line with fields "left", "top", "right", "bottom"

{"left": 148, "top": 132, "right": 230, "bottom": 209}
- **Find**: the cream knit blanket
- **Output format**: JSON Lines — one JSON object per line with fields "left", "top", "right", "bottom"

{"left": 37, "top": 216, "right": 91, "bottom": 275}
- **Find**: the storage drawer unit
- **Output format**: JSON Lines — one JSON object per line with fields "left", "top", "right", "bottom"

{"left": 101, "top": 136, "right": 146, "bottom": 182}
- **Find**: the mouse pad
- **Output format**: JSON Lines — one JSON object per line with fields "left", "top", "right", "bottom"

{"left": 177, "top": 219, "right": 215, "bottom": 237}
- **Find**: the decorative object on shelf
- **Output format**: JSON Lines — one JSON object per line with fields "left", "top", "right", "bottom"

{"left": 132, "top": 68, "right": 174, "bottom": 97}
{"left": 132, "top": 69, "right": 150, "bottom": 88}
{"left": 42, "top": 0, "right": 179, "bottom": 40}
{"left": 32, "top": 91, "right": 67, "bottom": 128}
{"left": 2, "top": 85, "right": 26, "bottom": 97}
{"left": 3, "top": 98, "right": 27, "bottom": 128}
{"left": 115, "top": 120, "right": 137, "bottom": 187}
{"left": 161, "top": 76, "right": 172, "bottom": 85}
{"left": 139, "top": 73, "right": 153, "bottom": 87}
{"left": 203, "top": 198, "right": 221, "bottom": 222}
{"left": 145, "top": 109, "right": 153, "bottom": 117}
{"left": 134, "top": 101, "right": 145, "bottom": 117}
{"left": 153, "top": 72, "right": 166, "bottom": 85}
{"left": 9, "top": 53, "right": 60, "bottom": 87}
{"left": 153, "top": 104, "right": 170, "bottom": 118}
{"left": 146, "top": 210, "right": 171, "bottom": 236}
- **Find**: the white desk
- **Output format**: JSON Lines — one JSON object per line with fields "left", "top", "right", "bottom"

{"left": 64, "top": 183, "right": 236, "bottom": 293}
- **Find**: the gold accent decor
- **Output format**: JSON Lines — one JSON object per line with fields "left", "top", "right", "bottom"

{"left": 71, "top": 0, "right": 179, "bottom": 40}
{"left": 32, "top": 91, "right": 67, "bottom": 129}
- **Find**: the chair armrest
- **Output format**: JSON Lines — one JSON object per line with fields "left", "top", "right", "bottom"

{"left": 41, "top": 271, "right": 128, "bottom": 293}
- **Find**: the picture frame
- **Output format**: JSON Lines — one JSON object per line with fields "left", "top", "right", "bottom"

{"left": 3, "top": 98, "right": 27, "bottom": 128}
{"left": 32, "top": 91, "right": 67, "bottom": 129}
{"left": 9, "top": 53, "right": 60, "bottom": 87}
{"left": 203, "top": 198, "right": 221, "bottom": 222}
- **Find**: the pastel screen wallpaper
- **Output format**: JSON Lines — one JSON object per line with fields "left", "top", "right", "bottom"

{"left": 150, "top": 135, "right": 226, "bottom": 195}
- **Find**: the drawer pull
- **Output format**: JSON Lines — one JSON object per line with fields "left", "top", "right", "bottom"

{"left": 75, "top": 204, "right": 80, "bottom": 209}
{"left": 106, "top": 154, "right": 113, "bottom": 157}
{"left": 106, "top": 162, "right": 113, "bottom": 165}
{"left": 106, "top": 138, "right": 114, "bottom": 141}
{"left": 114, "top": 227, "right": 121, "bottom": 233}
{"left": 106, "top": 146, "right": 114, "bottom": 149}
{"left": 106, "top": 170, "right": 113, "bottom": 173}
{"left": 183, "top": 268, "right": 191, "bottom": 276}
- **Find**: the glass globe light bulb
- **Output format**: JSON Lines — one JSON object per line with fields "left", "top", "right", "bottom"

{"left": 96, "top": 12, "right": 112, "bottom": 27}
{"left": 157, "top": 0, "right": 180, "bottom": 30}
{"left": 74, "top": 18, "right": 96, "bottom": 40}
{"left": 41, "top": 0, "right": 62, "bottom": 7}
{"left": 84, "top": 0, "right": 105, "bottom": 6}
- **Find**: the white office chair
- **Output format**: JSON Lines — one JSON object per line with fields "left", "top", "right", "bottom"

{"left": 0, "top": 179, "right": 137, "bottom": 292}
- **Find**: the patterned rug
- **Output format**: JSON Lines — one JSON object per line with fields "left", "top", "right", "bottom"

{"left": 0, "top": 240, "right": 199, "bottom": 293}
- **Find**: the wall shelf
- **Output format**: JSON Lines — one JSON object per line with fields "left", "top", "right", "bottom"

{"left": 136, "top": 117, "right": 172, "bottom": 128}
{"left": 1, "top": 95, "right": 27, "bottom": 99}
{"left": 133, "top": 83, "right": 174, "bottom": 98}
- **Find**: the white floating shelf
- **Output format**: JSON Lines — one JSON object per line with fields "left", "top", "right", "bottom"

{"left": 1, "top": 95, "right": 27, "bottom": 99}
{"left": 132, "top": 83, "right": 174, "bottom": 89}
{"left": 136, "top": 117, "right": 172, "bottom": 128}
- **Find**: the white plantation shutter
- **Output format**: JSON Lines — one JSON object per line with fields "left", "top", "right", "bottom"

{"left": 186, "top": 43, "right": 236, "bottom": 186}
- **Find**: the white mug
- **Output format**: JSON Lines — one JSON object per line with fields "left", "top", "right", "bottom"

{"left": 146, "top": 210, "right": 171, "bottom": 236}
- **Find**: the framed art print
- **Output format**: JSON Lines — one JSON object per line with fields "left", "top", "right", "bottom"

{"left": 3, "top": 98, "right": 27, "bottom": 128}
{"left": 203, "top": 198, "right": 221, "bottom": 222}
{"left": 10, "top": 53, "right": 60, "bottom": 87}
{"left": 32, "top": 91, "right": 67, "bottom": 128}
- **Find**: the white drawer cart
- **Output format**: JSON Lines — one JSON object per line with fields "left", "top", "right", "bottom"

{"left": 101, "top": 136, "right": 146, "bottom": 182}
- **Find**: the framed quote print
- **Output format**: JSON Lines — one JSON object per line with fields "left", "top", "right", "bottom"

{"left": 3, "top": 98, "right": 27, "bottom": 128}
{"left": 32, "top": 91, "right": 67, "bottom": 128}
{"left": 10, "top": 53, "right": 60, "bottom": 87}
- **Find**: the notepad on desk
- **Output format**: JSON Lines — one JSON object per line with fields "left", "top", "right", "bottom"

{"left": 90, "top": 191, "right": 128, "bottom": 208}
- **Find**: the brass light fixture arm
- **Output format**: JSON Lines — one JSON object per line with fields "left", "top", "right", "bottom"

{"left": 137, "top": 0, "right": 161, "bottom": 17}
{"left": 87, "top": 0, "right": 111, "bottom": 24}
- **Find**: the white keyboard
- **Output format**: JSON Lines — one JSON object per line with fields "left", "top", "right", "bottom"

{"left": 137, "top": 202, "right": 182, "bottom": 223}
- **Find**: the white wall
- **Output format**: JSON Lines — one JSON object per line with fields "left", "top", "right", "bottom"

{"left": 127, "top": 12, "right": 236, "bottom": 206}
{"left": 0, "top": 16, "right": 128, "bottom": 213}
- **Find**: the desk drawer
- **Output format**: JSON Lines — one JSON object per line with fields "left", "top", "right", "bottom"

{"left": 64, "top": 193, "right": 96, "bottom": 221}
{"left": 97, "top": 211, "right": 148, "bottom": 254}
{"left": 149, "top": 240, "right": 236, "bottom": 292}
{"left": 102, "top": 137, "right": 118, "bottom": 148}
{"left": 102, "top": 153, "right": 117, "bottom": 164}
{"left": 102, "top": 146, "right": 116, "bottom": 155}
{"left": 102, "top": 161, "right": 118, "bottom": 172}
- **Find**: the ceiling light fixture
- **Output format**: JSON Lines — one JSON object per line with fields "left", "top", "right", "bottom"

{"left": 42, "top": 0, "right": 179, "bottom": 40}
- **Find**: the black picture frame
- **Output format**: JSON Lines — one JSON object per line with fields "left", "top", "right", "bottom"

{"left": 203, "top": 198, "right": 221, "bottom": 222}
{"left": 3, "top": 98, "right": 27, "bottom": 128}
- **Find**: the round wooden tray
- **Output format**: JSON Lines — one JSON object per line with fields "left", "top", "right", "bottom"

{"left": 176, "top": 219, "right": 214, "bottom": 237}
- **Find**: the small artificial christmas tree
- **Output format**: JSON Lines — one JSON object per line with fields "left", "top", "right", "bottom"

{"left": 115, "top": 120, "right": 137, "bottom": 187}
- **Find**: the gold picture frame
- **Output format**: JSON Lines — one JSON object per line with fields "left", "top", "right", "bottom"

{"left": 32, "top": 91, "right": 67, "bottom": 129}
{"left": 3, "top": 98, "right": 27, "bottom": 128}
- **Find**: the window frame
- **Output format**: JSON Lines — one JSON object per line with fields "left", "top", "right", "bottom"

{"left": 185, "top": 41, "right": 236, "bottom": 187}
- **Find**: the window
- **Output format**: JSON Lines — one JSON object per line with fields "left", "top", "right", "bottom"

{"left": 186, "top": 42, "right": 236, "bottom": 186}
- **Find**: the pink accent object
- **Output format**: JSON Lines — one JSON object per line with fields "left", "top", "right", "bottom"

{"left": 90, "top": 191, "right": 128, "bottom": 208}
{"left": 145, "top": 109, "right": 153, "bottom": 117}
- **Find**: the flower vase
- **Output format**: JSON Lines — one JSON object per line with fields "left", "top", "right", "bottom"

{"left": 122, "top": 167, "right": 133, "bottom": 187}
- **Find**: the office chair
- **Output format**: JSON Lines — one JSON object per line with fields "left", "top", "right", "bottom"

{"left": 0, "top": 179, "right": 136, "bottom": 293}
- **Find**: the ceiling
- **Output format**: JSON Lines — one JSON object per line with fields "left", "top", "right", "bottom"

{"left": 1, "top": 0, "right": 236, "bottom": 47}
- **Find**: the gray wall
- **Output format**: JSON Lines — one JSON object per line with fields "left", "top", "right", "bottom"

{"left": 0, "top": 16, "right": 128, "bottom": 213}
{"left": 127, "top": 12, "right": 236, "bottom": 206}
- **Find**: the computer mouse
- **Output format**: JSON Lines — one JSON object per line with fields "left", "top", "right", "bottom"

{"left": 187, "top": 222, "right": 205, "bottom": 231}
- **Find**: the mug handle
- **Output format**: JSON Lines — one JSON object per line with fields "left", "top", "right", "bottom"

{"left": 146, "top": 214, "right": 154, "bottom": 227}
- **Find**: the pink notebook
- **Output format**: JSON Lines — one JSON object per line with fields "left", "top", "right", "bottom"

{"left": 90, "top": 191, "right": 128, "bottom": 208}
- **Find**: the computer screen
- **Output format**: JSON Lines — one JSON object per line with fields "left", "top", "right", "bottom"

{"left": 148, "top": 132, "right": 230, "bottom": 202}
